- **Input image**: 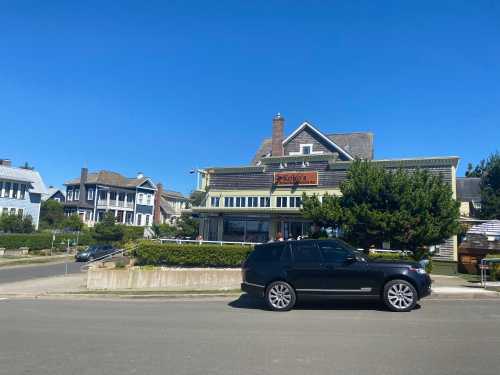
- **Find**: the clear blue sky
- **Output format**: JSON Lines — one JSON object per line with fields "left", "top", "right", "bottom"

{"left": 1, "top": 1, "right": 499, "bottom": 194}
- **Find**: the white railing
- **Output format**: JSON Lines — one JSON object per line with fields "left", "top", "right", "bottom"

{"left": 158, "top": 238, "right": 260, "bottom": 246}
{"left": 480, "top": 258, "right": 500, "bottom": 288}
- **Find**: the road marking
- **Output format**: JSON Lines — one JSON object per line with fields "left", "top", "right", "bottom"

{"left": 0, "top": 298, "right": 8, "bottom": 301}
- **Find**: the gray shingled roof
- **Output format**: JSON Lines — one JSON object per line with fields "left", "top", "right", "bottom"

{"left": 0, "top": 165, "right": 47, "bottom": 194}
{"left": 251, "top": 131, "right": 373, "bottom": 165}
{"left": 162, "top": 190, "right": 188, "bottom": 200}
{"left": 65, "top": 170, "right": 152, "bottom": 188}
{"left": 457, "top": 177, "right": 481, "bottom": 202}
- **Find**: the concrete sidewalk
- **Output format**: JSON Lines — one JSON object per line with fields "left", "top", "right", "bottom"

{"left": 0, "top": 273, "right": 498, "bottom": 300}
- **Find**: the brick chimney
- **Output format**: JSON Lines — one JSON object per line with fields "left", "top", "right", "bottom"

{"left": 79, "top": 167, "right": 88, "bottom": 204}
{"left": 271, "top": 113, "right": 284, "bottom": 156}
{"left": 0, "top": 159, "right": 12, "bottom": 167}
{"left": 153, "top": 183, "right": 163, "bottom": 225}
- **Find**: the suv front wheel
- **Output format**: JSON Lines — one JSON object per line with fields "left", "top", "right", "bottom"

{"left": 383, "top": 279, "right": 418, "bottom": 312}
{"left": 266, "top": 281, "right": 296, "bottom": 311}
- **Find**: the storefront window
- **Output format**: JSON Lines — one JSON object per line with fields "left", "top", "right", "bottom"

{"left": 223, "top": 217, "right": 269, "bottom": 243}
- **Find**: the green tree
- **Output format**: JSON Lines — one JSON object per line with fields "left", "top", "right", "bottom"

{"left": 189, "top": 191, "right": 206, "bottom": 208}
{"left": 39, "top": 200, "right": 64, "bottom": 229}
{"left": 92, "top": 212, "right": 124, "bottom": 243}
{"left": 301, "top": 160, "right": 460, "bottom": 256}
{"left": 176, "top": 214, "right": 199, "bottom": 239}
{"left": 468, "top": 152, "right": 500, "bottom": 219}
{"left": 152, "top": 223, "right": 177, "bottom": 238}
{"left": 61, "top": 214, "right": 84, "bottom": 231}
{"left": 0, "top": 214, "right": 35, "bottom": 233}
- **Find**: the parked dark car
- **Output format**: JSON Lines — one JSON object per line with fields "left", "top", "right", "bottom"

{"left": 241, "top": 239, "right": 431, "bottom": 312}
{"left": 75, "top": 245, "right": 117, "bottom": 262}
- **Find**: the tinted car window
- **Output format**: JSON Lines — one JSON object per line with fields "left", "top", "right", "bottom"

{"left": 319, "top": 241, "right": 351, "bottom": 263}
{"left": 250, "top": 243, "right": 286, "bottom": 262}
{"left": 292, "top": 241, "right": 322, "bottom": 263}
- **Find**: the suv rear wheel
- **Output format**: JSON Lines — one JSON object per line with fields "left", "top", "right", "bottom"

{"left": 266, "top": 281, "right": 296, "bottom": 311}
{"left": 383, "top": 279, "right": 417, "bottom": 312}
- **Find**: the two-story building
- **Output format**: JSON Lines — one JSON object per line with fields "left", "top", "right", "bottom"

{"left": 154, "top": 184, "right": 189, "bottom": 225}
{"left": 64, "top": 168, "right": 157, "bottom": 227}
{"left": 0, "top": 159, "right": 46, "bottom": 229}
{"left": 192, "top": 114, "right": 459, "bottom": 261}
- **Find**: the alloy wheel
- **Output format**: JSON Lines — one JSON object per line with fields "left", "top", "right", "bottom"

{"left": 387, "top": 283, "right": 414, "bottom": 310}
{"left": 268, "top": 283, "right": 293, "bottom": 310}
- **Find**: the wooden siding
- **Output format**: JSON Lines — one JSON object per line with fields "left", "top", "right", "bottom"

{"left": 209, "top": 163, "right": 453, "bottom": 190}
{"left": 284, "top": 127, "right": 351, "bottom": 160}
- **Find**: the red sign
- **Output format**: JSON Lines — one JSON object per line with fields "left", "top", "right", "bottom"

{"left": 274, "top": 171, "right": 318, "bottom": 186}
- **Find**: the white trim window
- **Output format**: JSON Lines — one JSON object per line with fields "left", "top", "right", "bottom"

{"left": 137, "top": 213, "right": 142, "bottom": 226}
{"left": 289, "top": 196, "right": 302, "bottom": 208}
{"left": 211, "top": 197, "right": 220, "bottom": 207}
{"left": 224, "top": 197, "right": 234, "bottom": 207}
{"left": 146, "top": 194, "right": 152, "bottom": 205}
{"left": 87, "top": 189, "right": 94, "bottom": 200}
{"left": 1, "top": 207, "right": 8, "bottom": 215}
{"left": 259, "top": 197, "right": 270, "bottom": 207}
{"left": 289, "top": 143, "right": 324, "bottom": 156}
{"left": 20, "top": 184, "right": 26, "bottom": 200}
{"left": 4, "top": 182, "right": 11, "bottom": 198}
{"left": 67, "top": 187, "right": 73, "bottom": 201}
{"left": 235, "top": 197, "right": 246, "bottom": 208}
{"left": 276, "top": 197, "right": 288, "bottom": 208}
{"left": 12, "top": 183, "right": 19, "bottom": 199}
{"left": 74, "top": 188, "right": 80, "bottom": 201}
{"left": 247, "top": 197, "right": 258, "bottom": 207}
{"left": 145, "top": 215, "right": 150, "bottom": 226}
{"left": 137, "top": 193, "right": 144, "bottom": 205}
{"left": 17, "top": 208, "right": 23, "bottom": 217}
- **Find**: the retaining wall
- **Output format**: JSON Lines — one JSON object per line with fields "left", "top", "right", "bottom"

{"left": 87, "top": 267, "right": 242, "bottom": 291}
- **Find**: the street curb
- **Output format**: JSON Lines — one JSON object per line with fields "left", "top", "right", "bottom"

{"left": 1, "top": 290, "right": 499, "bottom": 301}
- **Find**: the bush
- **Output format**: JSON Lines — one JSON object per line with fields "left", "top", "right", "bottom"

{"left": 0, "top": 232, "right": 94, "bottom": 250}
{"left": 134, "top": 241, "right": 253, "bottom": 267}
{"left": 120, "top": 226, "right": 144, "bottom": 242}
{"left": 0, "top": 214, "right": 35, "bottom": 233}
{"left": 485, "top": 254, "right": 500, "bottom": 281}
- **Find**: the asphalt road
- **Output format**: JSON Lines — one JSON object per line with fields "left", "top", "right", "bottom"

{"left": 0, "top": 297, "right": 499, "bottom": 375}
{"left": 0, "top": 261, "right": 82, "bottom": 284}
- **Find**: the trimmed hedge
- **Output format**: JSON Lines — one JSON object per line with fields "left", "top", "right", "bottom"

{"left": 134, "top": 241, "right": 253, "bottom": 267}
{"left": 0, "top": 233, "right": 94, "bottom": 250}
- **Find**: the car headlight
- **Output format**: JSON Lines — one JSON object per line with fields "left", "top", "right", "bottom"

{"left": 409, "top": 267, "right": 426, "bottom": 274}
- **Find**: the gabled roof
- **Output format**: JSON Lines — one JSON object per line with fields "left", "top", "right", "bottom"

{"left": 0, "top": 165, "right": 47, "bottom": 194}
{"left": 42, "top": 187, "right": 66, "bottom": 201}
{"left": 65, "top": 170, "right": 156, "bottom": 190}
{"left": 283, "top": 122, "right": 354, "bottom": 160}
{"left": 457, "top": 177, "right": 481, "bottom": 202}
{"left": 252, "top": 124, "right": 373, "bottom": 165}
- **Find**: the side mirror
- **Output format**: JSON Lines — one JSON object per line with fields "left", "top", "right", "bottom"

{"left": 345, "top": 255, "right": 356, "bottom": 263}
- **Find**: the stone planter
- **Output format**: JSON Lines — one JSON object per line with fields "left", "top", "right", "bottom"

{"left": 19, "top": 247, "right": 29, "bottom": 256}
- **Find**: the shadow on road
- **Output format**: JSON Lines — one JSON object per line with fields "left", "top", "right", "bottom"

{"left": 228, "top": 293, "right": 421, "bottom": 312}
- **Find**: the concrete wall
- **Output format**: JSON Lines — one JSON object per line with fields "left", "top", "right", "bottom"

{"left": 87, "top": 267, "right": 242, "bottom": 291}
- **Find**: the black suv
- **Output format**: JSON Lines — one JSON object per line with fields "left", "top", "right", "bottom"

{"left": 75, "top": 245, "right": 116, "bottom": 262}
{"left": 241, "top": 239, "right": 431, "bottom": 312}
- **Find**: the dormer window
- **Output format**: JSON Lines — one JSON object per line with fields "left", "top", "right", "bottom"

{"left": 289, "top": 144, "right": 323, "bottom": 156}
